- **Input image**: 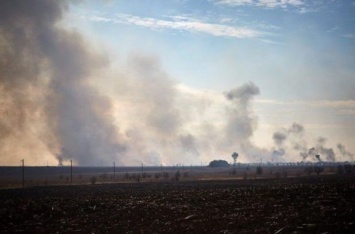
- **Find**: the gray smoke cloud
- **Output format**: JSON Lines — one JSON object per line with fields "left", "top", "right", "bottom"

{"left": 337, "top": 144, "right": 354, "bottom": 161}
{"left": 0, "top": 0, "right": 125, "bottom": 166}
{"left": 271, "top": 123, "right": 309, "bottom": 161}
{"left": 224, "top": 82, "right": 260, "bottom": 147}
{"left": 273, "top": 132, "right": 287, "bottom": 145}
{"left": 113, "top": 54, "right": 202, "bottom": 165}
{"left": 271, "top": 122, "right": 352, "bottom": 162}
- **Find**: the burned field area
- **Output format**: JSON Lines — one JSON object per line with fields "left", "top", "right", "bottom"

{"left": 0, "top": 175, "right": 354, "bottom": 233}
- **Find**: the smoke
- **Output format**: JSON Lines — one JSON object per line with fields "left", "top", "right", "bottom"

{"left": 0, "top": 1, "right": 353, "bottom": 166}
{"left": 314, "top": 137, "right": 335, "bottom": 162}
{"left": 224, "top": 82, "right": 260, "bottom": 146}
{"left": 112, "top": 60, "right": 264, "bottom": 164}
{"left": 0, "top": 0, "right": 125, "bottom": 165}
{"left": 225, "top": 82, "right": 260, "bottom": 106}
{"left": 270, "top": 122, "right": 353, "bottom": 162}
{"left": 273, "top": 132, "right": 287, "bottom": 145}
{"left": 337, "top": 144, "right": 354, "bottom": 161}
{"left": 113, "top": 54, "right": 199, "bottom": 165}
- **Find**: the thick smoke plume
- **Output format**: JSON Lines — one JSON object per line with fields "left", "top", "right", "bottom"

{"left": 0, "top": 1, "right": 352, "bottom": 166}
{"left": 114, "top": 54, "right": 201, "bottom": 165}
{"left": 0, "top": 0, "right": 125, "bottom": 165}
{"left": 224, "top": 82, "right": 260, "bottom": 147}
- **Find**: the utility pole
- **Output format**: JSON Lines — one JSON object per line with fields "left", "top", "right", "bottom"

{"left": 70, "top": 160, "right": 72, "bottom": 184}
{"left": 21, "top": 159, "right": 25, "bottom": 188}
{"left": 113, "top": 162, "right": 116, "bottom": 179}
{"left": 141, "top": 163, "right": 144, "bottom": 176}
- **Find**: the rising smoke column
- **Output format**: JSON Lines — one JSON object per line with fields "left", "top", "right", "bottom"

{"left": 114, "top": 54, "right": 202, "bottom": 165}
{"left": 0, "top": 0, "right": 125, "bottom": 165}
{"left": 224, "top": 82, "right": 260, "bottom": 143}
{"left": 337, "top": 144, "right": 354, "bottom": 161}
{"left": 223, "top": 82, "right": 261, "bottom": 159}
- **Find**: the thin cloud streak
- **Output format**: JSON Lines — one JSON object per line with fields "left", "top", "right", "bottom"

{"left": 216, "top": 0, "right": 304, "bottom": 8}
{"left": 83, "top": 13, "right": 264, "bottom": 39}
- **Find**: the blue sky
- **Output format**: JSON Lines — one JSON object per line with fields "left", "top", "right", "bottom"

{"left": 68, "top": 0, "right": 355, "bottom": 99}
{"left": 61, "top": 0, "right": 355, "bottom": 164}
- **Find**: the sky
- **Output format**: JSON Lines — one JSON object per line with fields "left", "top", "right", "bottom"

{"left": 0, "top": 0, "right": 354, "bottom": 166}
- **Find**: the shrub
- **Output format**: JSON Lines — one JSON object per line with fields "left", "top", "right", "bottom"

{"left": 256, "top": 166, "right": 263, "bottom": 175}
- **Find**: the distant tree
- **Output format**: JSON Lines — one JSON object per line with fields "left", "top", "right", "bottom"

{"left": 232, "top": 152, "right": 239, "bottom": 165}
{"left": 256, "top": 166, "right": 263, "bottom": 175}
{"left": 209, "top": 160, "right": 230, "bottom": 167}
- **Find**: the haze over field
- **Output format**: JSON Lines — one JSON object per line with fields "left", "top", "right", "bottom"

{"left": 0, "top": 0, "right": 354, "bottom": 166}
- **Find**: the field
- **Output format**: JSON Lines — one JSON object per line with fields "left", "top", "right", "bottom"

{"left": 0, "top": 169, "right": 354, "bottom": 233}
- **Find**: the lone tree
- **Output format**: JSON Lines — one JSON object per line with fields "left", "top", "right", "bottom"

{"left": 232, "top": 152, "right": 239, "bottom": 166}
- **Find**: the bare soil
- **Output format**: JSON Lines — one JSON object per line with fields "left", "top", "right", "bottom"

{"left": 0, "top": 174, "right": 354, "bottom": 233}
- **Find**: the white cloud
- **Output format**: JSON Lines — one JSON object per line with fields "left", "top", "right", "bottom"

{"left": 216, "top": 0, "right": 304, "bottom": 9}
{"left": 217, "top": 0, "right": 253, "bottom": 6}
{"left": 258, "top": 0, "right": 303, "bottom": 8}
{"left": 86, "top": 13, "right": 263, "bottom": 39}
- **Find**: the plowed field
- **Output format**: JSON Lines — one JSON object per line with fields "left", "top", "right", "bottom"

{"left": 1, "top": 175, "right": 354, "bottom": 233}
